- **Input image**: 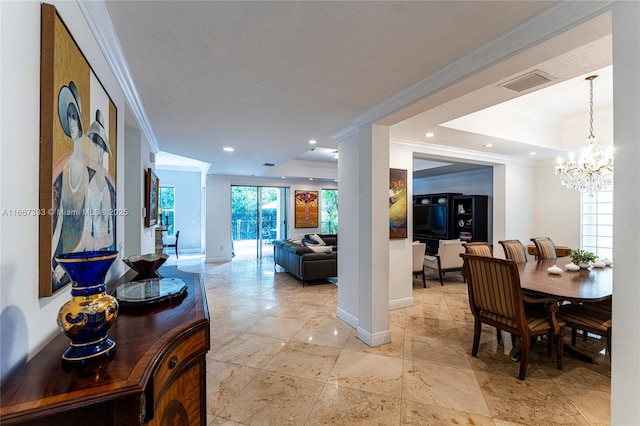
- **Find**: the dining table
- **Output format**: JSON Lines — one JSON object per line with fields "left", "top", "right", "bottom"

{"left": 517, "top": 256, "right": 612, "bottom": 362}
{"left": 518, "top": 257, "right": 612, "bottom": 303}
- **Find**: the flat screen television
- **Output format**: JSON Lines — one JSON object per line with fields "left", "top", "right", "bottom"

{"left": 414, "top": 205, "right": 447, "bottom": 237}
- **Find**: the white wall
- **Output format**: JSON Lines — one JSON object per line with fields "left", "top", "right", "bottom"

{"left": 610, "top": 2, "right": 640, "bottom": 422}
{"left": 0, "top": 1, "right": 126, "bottom": 381}
{"left": 123, "top": 125, "right": 155, "bottom": 257}
{"left": 389, "top": 145, "right": 414, "bottom": 310}
{"left": 534, "top": 161, "right": 580, "bottom": 249}
{"left": 156, "top": 169, "right": 203, "bottom": 252}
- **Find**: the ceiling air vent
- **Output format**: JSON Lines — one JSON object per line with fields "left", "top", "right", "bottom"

{"left": 263, "top": 163, "right": 276, "bottom": 167}
{"left": 501, "top": 70, "right": 553, "bottom": 93}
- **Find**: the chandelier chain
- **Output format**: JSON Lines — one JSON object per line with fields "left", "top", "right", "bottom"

{"left": 589, "top": 76, "right": 594, "bottom": 139}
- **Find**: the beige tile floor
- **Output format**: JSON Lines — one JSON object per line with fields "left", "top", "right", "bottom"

{"left": 170, "top": 254, "right": 610, "bottom": 425}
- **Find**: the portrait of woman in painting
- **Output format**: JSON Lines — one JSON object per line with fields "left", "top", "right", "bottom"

{"left": 50, "top": 81, "right": 116, "bottom": 291}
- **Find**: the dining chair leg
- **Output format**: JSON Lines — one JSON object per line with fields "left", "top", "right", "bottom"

{"left": 518, "top": 335, "right": 531, "bottom": 380}
{"left": 422, "top": 271, "right": 426, "bottom": 288}
{"left": 471, "top": 320, "right": 481, "bottom": 356}
{"left": 496, "top": 329, "right": 503, "bottom": 345}
{"left": 556, "top": 328, "right": 564, "bottom": 370}
{"left": 438, "top": 272, "right": 444, "bottom": 286}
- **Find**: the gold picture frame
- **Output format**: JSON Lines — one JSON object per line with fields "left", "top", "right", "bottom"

{"left": 294, "top": 190, "right": 319, "bottom": 228}
{"left": 389, "top": 168, "right": 407, "bottom": 239}
{"left": 145, "top": 168, "right": 159, "bottom": 227}
{"left": 39, "top": 3, "right": 118, "bottom": 296}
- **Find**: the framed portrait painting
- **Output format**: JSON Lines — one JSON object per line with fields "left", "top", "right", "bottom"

{"left": 39, "top": 3, "right": 118, "bottom": 296}
{"left": 389, "top": 168, "right": 407, "bottom": 239}
{"left": 145, "top": 168, "right": 159, "bottom": 227}
{"left": 294, "top": 190, "right": 319, "bottom": 228}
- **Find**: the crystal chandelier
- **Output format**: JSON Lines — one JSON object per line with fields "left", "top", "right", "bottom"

{"left": 555, "top": 75, "right": 613, "bottom": 193}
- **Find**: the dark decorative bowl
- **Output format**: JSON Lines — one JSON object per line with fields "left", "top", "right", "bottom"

{"left": 122, "top": 253, "right": 169, "bottom": 279}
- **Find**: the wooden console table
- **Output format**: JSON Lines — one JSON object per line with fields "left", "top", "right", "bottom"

{"left": 527, "top": 244, "right": 572, "bottom": 258}
{"left": 0, "top": 266, "right": 210, "bottom": 425}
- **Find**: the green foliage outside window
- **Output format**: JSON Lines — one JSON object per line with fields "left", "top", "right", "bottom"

{"left": 321, "top": 189, "right": 338, "bottom": 234}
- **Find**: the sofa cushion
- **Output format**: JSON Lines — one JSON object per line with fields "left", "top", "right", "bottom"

{"left": 308, "top": 234, "right": 326, "bottom": 245}
{"left": 282, "top": 242, "right": 312, "bottom": 255}
{"left": 307, "top": 245, "right": 332, "bottom": 253}
{"left": 304, "top": 234, "right": 337, "bottom": 247}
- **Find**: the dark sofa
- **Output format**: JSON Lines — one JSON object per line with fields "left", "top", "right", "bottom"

{"left": 272, "top": 234, "right": 337, "bottom": 284}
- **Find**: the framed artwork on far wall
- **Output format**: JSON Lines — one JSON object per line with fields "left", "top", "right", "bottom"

{"left": 389, "top": 168, "right": 407, "bottom": 239}
{"left": 39, "top": 3, "right": 118, "bottom": 297}
{"left": 294, "top": 190, "right": 319, "bottom": 228}
{"left": 145, "top": 168, "right": 159, "bottom": 227}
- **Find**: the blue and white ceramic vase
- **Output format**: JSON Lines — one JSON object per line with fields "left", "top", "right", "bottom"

{"left": 55, "top": 250, "right": 119, "bottom": 367}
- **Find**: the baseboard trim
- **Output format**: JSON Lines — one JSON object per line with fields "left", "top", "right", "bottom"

{"left": 389, "top": 296, "right": 414, "bottom": 310}
{"left": 205, "top": 256, "right": 232, "bottom": 263}
{"left": 336, "top": 307, "right": 358, "bottom": 329}
{"left": 356, "top": 327, "right": 391, "bottom": 347}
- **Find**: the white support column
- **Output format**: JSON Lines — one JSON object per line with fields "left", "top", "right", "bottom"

{"left": 356, "top": 124, "right": 391, "bottom": 346}
{"left": 336, "top": 124, "right": 391, "bottom": 346}
{"left": 611, "top": 2, "right": 640, "bottom": 424}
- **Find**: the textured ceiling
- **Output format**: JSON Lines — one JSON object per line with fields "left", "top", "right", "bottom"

{"left": 103, "top": 1, "right": 611, "bottom": 178}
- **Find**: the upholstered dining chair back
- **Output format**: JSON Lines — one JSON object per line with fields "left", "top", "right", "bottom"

{"left": 461, "top": 254, "right": 564, "bottom": 380}
{"left": 462, "top": 242, "right": 493, "bottom": 257}
{"left": 530, "top": 237, "right": 557, "bottom": 260}
{"left": 499, "top": 239, "right": 528, "bottom": 263}
{"left": 412, "top": 242, "right": 427, "bottom": 287}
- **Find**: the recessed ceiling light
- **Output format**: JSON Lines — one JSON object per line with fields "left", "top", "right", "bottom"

{"left": 309, "top": 177, "right": 313, "bottom": 180}
{"left": 529, "top": 152, "right": 537, "bottom": 156}
{"left": 223, "top": 147, "right": 234, "bottom": 152}
{"left": 484, "top": 144, "right": 493, "bottom": 148}
{"left": 309, "top": 139, "right": 317, "bottom": 145}
{"left": 425, "top": 132, "right": 434, "bottom": 138}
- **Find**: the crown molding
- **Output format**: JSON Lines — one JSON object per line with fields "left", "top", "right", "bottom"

{"left": 336, "top": 1, "right": 615, "bottom": 134}
{"left": 78, "top": 0, "right": 159, "bottom": 153}
{"left": 391, "top": 138, "right": 537, "bottom": 167}
{"left": 332, "top": 125, "right": 359, "bottom": 142}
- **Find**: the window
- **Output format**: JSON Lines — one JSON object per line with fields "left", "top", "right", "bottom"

{"left": 321, "top": 189, "right": 338, "bottom": 234}
{"left": 159, "top": 186, "right": 175, "bottom": 235}
{"left": 581, "top": 187, "right": 613, "bottom": 260}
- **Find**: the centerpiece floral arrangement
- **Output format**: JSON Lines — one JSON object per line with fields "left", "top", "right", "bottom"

{"left": 570, "top": 248, "right": 597, "bottom": 265}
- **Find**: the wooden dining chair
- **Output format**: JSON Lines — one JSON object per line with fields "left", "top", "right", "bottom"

{"left": 499, "top": 239, "right": 528, "bottom": 263}
{"left": 462, "top": 242, "right": 493, "bottom": 257}
{"left": 165, "top": 230, "right": 180, "bottom": 258}
{"left": 557, "top": 303, "right": 612, "bottom": 357}
{"left": 530, "top": 237, "right": 557, "bottom": 260}
{"left": 461, "top": 242, "right": 510, "bottom": 344}
{"left": 461, "top": 254, "right": 564, "bottom": 380}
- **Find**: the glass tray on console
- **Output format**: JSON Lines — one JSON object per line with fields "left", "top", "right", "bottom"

{"left": 114, "top": 277, "right": 187, "bottom": 307}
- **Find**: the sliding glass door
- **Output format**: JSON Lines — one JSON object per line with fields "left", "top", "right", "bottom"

{"left": 231, "top": 186, "right": 288, "bottom": 259}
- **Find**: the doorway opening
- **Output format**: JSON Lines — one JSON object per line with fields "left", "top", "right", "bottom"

{"left": 231, "top": 186, "right": 288, "bottom": 259}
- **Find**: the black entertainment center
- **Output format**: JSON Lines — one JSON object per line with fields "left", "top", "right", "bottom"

{"left": 413, "top": 193, "right": 488, "bottom": 254}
